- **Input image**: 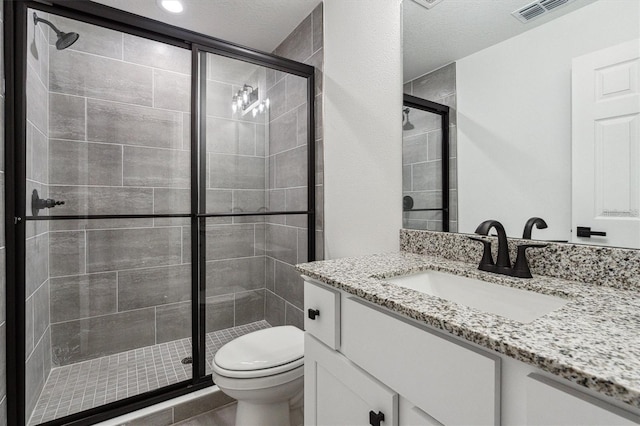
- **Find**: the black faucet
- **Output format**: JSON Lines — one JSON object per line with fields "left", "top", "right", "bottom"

{"left": 470, "top": 219, "right": 547, "bottom": 279}
{"left": 522, "top": 217, "right": 547, "bottom": 239}
{"left": 474, "top": 220, "right": 512, "bottom": 274}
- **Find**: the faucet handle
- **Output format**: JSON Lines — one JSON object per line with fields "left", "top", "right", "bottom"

{"left": 469, "top": 237, "right": 496, "bottom": 273}
{"left": 512, "top": 243, "right": 547, "bottom": 278}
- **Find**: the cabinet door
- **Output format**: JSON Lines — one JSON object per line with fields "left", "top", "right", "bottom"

{"left": 305, "top": 334, "right": 398, "bottom": 426}
{"left": 526, "top": 374, "right": 640, "bottom": 425}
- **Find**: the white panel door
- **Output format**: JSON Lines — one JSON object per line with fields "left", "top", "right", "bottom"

{"left": 572, "top": 39, "right": 640, "bottom": 247}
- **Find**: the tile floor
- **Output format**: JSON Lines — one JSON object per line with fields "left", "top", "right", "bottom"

{"left": 28, "top": 321, "right": 270, "bottom": 425}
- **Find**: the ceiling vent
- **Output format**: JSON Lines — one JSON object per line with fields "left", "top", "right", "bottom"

{"left": 411, "top": 0, "right": 445, "bottom": 10}
{"left": 512, "top": 0, "right": 576, "bottom": 23}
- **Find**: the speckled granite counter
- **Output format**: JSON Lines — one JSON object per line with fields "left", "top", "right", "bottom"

{"left": 296, "top": 252, "right": 640, "bottom": 409}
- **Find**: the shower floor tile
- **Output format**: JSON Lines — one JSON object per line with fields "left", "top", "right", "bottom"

{"left": 28, "top": 321, "right": 270, "bottom": 425}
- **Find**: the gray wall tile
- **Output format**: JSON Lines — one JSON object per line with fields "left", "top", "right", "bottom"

{"left": 49, "top": 231, "right": 85, "bottom": 277}
{"left": 50, "top": 273, "right": 117, "bottom": 323}
{"left": 49, "top": 139, "right": 122, "bottom": 186}
{"left": 25, "top": 233, "right": 48, "bottom": 297}
{"left": 50, "top": 49, "right": 153, "bottom": 106}
{"left": 49, "top": 218, "right": 153, "bottom": 232}
{"left": 266, "top": 224, "right": 298, "bottom": 265}
{"left": 87, "top": 99, "right": 182, "bottom": 149}
{"left": 33, "top": 281, "right": 49, "bottom": 344}
{"left": 269, "top": 110, "right": 297, "bottom": 155}
{"left": 265, "top": 291, "right": 284, "bottom": 327}
{"left": 205, "top": 257, "right": 265, "bottom": 297}
{"left": 154, "top": 69, "right": 190, "bottom": 112}
{"left": 49, "top": 186, "right": 153, "bottom": 216}
{"left": 274, "top": 15, "right": 312, "bottom": 63}
{"left": 267, "top": 79, "right": 286, "bottom": 121}
{"left": 155, "top": 302, "right": 191, "bottom": 343}
{"left": 206, "top": 294, "right": 234, "bottom": 332}
{"left": 403, "top": 134, "right": 428, "bottom": 165}
{"left": 27, "top": 124, "right": 48, "bottom": 185}
{"left": 0, "top": 249, "right": 4, "bottom": 322}
{"left": 274, "top": 260, "right": 303, "bottom": 309}
{"left": 286, "top": 74, "right": 307, "bottom": 112}
{"left": 312, "top": 3, "right": 323, "bottom": 53}
{"left": 206, "top": 117, "right": 256, "bottom": 155}
{"left": 27, "top": 64, "right": 48, "bottom": 136}
{"left": 123, "top": 34, "right": 190, "bottom": 75}
{"left": 285, "top": 303, "right": 303, "bottom": 330}
{"left": 86, "top": 227, "right": 182, "bottom": 273}
{"left": 205, "top": 224, "right": 255, "bottom": 260}
{"left": 234, "top": 190, "right": 266, "bottom": 214}
{"left": 118, "top": 264, "right": 190, "bottom": 311}
{"left": 25, "top": 334, "right": 45, "bottom": 415}
{"left": 206, "top": 189, "right": 233, "bottom": 215}
{"left": 48, "top": 15, "right": 123, "bottom": 59}
{"left": 153, "top": 188, "right": 191, "bottom": 225}
{"left": 206, "top": 80, "right": 233, "bottom": 120}
{"left": 274, "top": 146, "right": 307, "bottom": 189}
{"left": 209, "top": 154, "right": 265, "bottom": 190}
{"left": 413, "top": 161, "right": 442, "bottom": 191}
{"left": 51, "top": 308, "right": 156, "bottom": 365}
{"left": 235, "top": 290, "right": 265, "bottom": 326}
{"left": 49, "top": 93, "right": 85, "bottom": 140}
{"left": 25, "top": 296, "right": 33, "bottom": 356}
{"left": 123, "top": 146, "right": 190, "bottom": 188}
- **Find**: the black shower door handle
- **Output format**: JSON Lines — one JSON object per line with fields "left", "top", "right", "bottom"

{"left": 308, "top": 309, "right": 320, "bottom": 320}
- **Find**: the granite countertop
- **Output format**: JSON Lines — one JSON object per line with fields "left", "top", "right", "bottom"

{"left": 296, "top": 252, "right": 640, "bottom": 409}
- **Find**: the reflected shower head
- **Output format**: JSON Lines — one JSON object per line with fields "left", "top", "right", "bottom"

{"left": 402, "top": 107, "right": 415, "bottom": 131}
{"left": 33, "top": 12, "right": 80, "bottom": 51}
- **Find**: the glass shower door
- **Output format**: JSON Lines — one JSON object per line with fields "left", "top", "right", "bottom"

{"left": 24, "top": 9, "right": 192, "bottom": 424}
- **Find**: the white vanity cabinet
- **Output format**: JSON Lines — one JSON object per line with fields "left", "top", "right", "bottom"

{"left": 303, "top": 277, "right": 640, "bottom": 426}
{"left": 304, "top": 279, "right": 499, "bottom": 426}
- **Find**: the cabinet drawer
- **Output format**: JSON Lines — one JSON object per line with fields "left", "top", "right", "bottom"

{"left": 304, "top": 279, "right": 340, "bottom": 349}
{"left": 526, "top": 374, "right": 640, "bottom": 425}
{"left": 342, "top": 297, "right": 500, "bottom": 426}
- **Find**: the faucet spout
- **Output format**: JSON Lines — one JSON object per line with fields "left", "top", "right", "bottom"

{"left": 475, "top": 220, "right": 511, "bottom": 272}
{"left": 522, "top": 217, "right": 548, "bottom": 239}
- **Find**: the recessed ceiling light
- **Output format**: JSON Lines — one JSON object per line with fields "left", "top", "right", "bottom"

{"left": 157, "top": 0, "right": 184, "bottom": 14}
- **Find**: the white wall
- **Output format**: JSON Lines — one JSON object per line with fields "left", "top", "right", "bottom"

{"left": 456, "top": 0, "right": 640, "bottom": 240}
{"left": 323, "top": 0, "right": 403, "bottom": 259}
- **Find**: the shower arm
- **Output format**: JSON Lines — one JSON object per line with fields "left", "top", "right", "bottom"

{"left": 33, "top": 12, "right": 64, "bottom": 37}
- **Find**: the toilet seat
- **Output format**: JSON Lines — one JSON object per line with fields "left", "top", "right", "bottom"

{"left": 212, "top": 326, "right": 304, "bottom": 379}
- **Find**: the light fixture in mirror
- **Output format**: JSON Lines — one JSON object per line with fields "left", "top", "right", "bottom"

{"left": 402, "top": 0, "right": 640, "bottom": 249}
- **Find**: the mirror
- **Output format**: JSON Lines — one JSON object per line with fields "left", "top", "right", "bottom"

{"left": 402, "top": 0, "right": 640, "bottom": 249}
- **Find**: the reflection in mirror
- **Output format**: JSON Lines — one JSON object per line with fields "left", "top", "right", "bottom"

{"left": 403, "top": 0, "right": 640, "bottom": 248}
{"left": 402, "top": 95, "right": 453, "bottom": 232}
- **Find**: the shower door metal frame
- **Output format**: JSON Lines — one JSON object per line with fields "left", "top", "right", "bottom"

{"left": 402, "top": 94, "right": 450, "bottom": 232}
{"left": 4, "top": 1, "right": 316, "bottom": 425}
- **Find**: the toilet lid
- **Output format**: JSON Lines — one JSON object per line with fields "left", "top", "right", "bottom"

{"left": 214, "top": 326, "right": 304, "bottom": 372}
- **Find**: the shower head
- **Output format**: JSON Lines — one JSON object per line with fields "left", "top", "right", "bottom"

{"left": 33, "top": 12, "right": 80, "bottom": 51}
{"left": 402, "top": 107, "right": 415, "bottom": 131}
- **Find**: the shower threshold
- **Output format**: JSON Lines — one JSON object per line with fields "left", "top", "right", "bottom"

{"left": 28, "top": 321, "right": 270, "bottom": 425}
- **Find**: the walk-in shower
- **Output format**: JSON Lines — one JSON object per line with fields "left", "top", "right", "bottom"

{"left": 5, "top": 2, "right": 318, "bottom": 425}
{"left": 402, "top": 94, "right": 451, "bottom": 232}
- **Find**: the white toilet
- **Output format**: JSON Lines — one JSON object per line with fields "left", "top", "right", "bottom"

{"left": 211, "top": 326, "right": 304, "bottom": 426}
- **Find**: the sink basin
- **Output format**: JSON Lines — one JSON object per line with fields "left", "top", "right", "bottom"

{"left": 385, "top": 270, "right": 568, "bottom": 323}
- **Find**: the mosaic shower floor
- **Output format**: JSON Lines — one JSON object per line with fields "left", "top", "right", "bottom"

{"left": 28, "top": 321, "right": 270, "bottom": 425}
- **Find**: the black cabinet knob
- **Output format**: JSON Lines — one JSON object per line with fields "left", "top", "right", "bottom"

{"left": 369, "top": 410, "right": 385, "bottom": 426}
{"left": 307, "top": 309, "right": 320, "bottom": 320}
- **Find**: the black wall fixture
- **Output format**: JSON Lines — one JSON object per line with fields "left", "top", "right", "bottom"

{"left": 402, "top": 94, "right": 451, "bottom": 232}
{"left": 4, "top": 1, "right": 316, "bottom": 425}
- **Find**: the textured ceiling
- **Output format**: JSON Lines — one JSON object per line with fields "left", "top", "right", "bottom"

{"left": 403, "top": 0, "right": 598, "bottom": 82}
{"left": 91, "top": 0, "right": 321, "bottom": 52}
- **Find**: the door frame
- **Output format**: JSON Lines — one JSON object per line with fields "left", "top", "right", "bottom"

{"left": 4, "top": 1, "right": 316, "bottom": 425}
